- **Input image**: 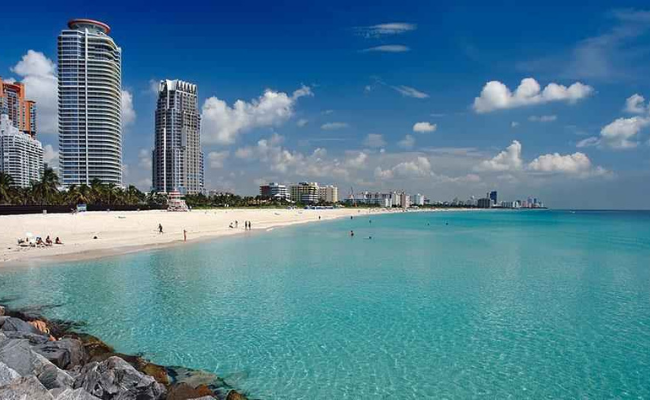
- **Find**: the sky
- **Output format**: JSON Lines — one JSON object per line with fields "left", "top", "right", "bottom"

{"left": 1, "top": 0, "right": 650, "bottom": 209}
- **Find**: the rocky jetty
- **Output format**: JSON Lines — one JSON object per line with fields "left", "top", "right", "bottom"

{"left": 0, "top": 305, "right": 250, "bottom": 400}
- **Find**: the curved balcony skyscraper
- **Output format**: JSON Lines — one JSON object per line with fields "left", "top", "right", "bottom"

{"left": 58, "top": 19, "right": 122, "bottom": 186}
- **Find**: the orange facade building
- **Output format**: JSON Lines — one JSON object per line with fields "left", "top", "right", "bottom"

{"left": 0, "top": 78, "right": 36, "bottom": 137}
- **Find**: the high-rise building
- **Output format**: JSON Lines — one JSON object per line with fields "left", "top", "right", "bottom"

{"left": 58, "top": 19, "right": 122, "bottom": 187}
{"left": 260, "top": 182, "right": 288, "bottom": 199}
{"left": 0, "top": 79, "right": 36, "bottom": 137}
{"left": 152, "top": 80, "right": 204, "bottom": 194}
{"left": 412, "top": 193, "right": 425, "bottom": 206}
{"left": 0, "top": 114, "right": 43, "bottom": 187}
{"left": 290, "top": 182, "right": 319, "bottom": 203}
{"left": 400, "top": 192, "right": 411, "bottom": 209}
{"left": 318, "top": 185, "right": 338, "bottom": 203}
{"left": 489, "top": 191, "right": 498, "bottom": 205}
{"left": 478, "top": 197, "right": 492, "bottom": 208}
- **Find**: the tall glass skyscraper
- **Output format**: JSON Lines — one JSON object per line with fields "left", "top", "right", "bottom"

{"left": 152, "top": 80, "right": 204, "bottom": 194}
{"left": 58, "top": 19, "right": 122, "bottom": 186}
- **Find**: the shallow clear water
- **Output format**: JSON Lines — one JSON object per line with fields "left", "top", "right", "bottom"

{"left": 2, "top": 210, "right": 650, "bottom": 398}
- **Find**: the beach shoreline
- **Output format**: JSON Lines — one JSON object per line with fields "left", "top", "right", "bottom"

{"left": 1, "top": 207, "right": 441, "bottom": 267}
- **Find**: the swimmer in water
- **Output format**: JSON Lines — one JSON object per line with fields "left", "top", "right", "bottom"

{"left": 350, "top": 230, "right": 354, "bottom": 237}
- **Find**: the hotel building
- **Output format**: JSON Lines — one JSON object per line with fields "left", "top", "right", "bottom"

{"left": 290, "top": 182, "right": 319, "bottom": 203}
{"left": 0, "top": 79, "right": 36, "bottom": 137}
{"left": 318, "top": 185, "right": 338, "bottom": 203}
{"left": 58, "top": 19, "right": 122, "bottom": 186}
{"left": 152, "top": 79, "right": 204, "bottom": 194}
{"left": 0, "top": 114, "right": 43, "bottom": 187}
{"left": 260, "top": 182, "right": 289, "bottom": 200}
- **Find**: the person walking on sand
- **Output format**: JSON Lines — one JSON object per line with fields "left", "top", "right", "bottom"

{"left": 158, "top": 224, "right": 163, "bottom": 234}
{"left": 183, "top": 230, "right": 187, "bottom": 242}
{"left": 235, "top": 220, "right": 239, "bottom": 228}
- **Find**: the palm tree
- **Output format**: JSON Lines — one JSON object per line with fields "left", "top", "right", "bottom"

{"left": 31, "top": 167, "right": 60, "bottom": 205}
{"left": 0, "top": 172, "right": 15, "bottom": 204}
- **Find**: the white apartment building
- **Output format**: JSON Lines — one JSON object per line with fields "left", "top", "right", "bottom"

{"left": 58, "top": 19, "right": 123, "bottom": 186}
{"left": 318, "top": 185, "right": 338, "bottom": 203}
{"left": 0, "top": 114, "right": 43, "bottom": 187}
{"left": 412, "top": 193, "right": 425, "bottom": 206}
{"left": 290, "top": 182, "right": 319, "bottom": 203}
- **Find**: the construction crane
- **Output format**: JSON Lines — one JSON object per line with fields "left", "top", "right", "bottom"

{"left": 348, "top": 186, "right": 357, "bottom": 207}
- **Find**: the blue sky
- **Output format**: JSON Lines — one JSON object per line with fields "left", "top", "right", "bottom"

{"left": 2, "top": 0, "right": 650, "bottom": 208}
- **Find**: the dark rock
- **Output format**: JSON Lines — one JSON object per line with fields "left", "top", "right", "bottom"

{"left": 3, "top": 330, "right": 51, "bottom": 345}
{"left": 0, "top": 316, "right": 46, "bottom": 335}
{"left": 0, "top": 338, "right": 52, "bottom": 376}
{"left": 225, "top": 390, "right": 247, "bottom": 400}
{"left": 74, "top": 356, "right": 166, "bottom": 400}
{"left": 167, "top": 382, "right": 215, "bottom": 400}
{"left": 52, "top": 387, "right": 101, "bottom": 400}
{"left": 187, "top": 397, "right": 215, "bottom": 400}
{"left": 0, "top": 375, "right": 55, "bottom": 400}
{"left": 37, "top": 364, "right": 75, "bottom": 389}
{"left": 0, "top": 360, "right": 21, "bottom": 386}
{"left": 140, "top": 362, "right": 170, "bottom": 386}
{"left": 34, "top": 338, "right": 88, "bottom": 369}
{"left": 76, "top": 334, "right": 114, "bottom": 360}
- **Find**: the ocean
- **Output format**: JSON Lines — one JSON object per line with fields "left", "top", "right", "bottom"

{"left": 1, "top": 210, "right": 650, "bottom": 398}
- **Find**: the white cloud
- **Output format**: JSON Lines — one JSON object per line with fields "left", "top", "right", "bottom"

{"left": 528, "top": 115, "right": 557, "bottom": 122}
{"left": 511, "top": 121, "right": 520, "bottom": 128}
{"left": 43, "top": 144, "right": 58, "bottom": 170}
{"left": 382, "top": 156, "right": 433, "bottom": 179}
{"left": 148, "top": 79, "right": 160, "bottom": 95}
{"left": 296, "top": 118, "right": 308, "bottom": 127}
{"left": 473, "top": 78, "right": 594, "bottom": 113}
{"left": 235, "top": 146, "right": 255, "bottom": 160}
{"left": 355, "top": 22, "right": 417, "bottom": 38}
{"left": 398, "top": 134, "right": 416, "bottom": 149}
{"left": 121, "top": 90, "right": 136, "bottom": 127}
{"left": 11, "top": 50, "right": 58, "bottom": 135}
{"left": 599, "top": 116, "right": 650, "bottom": 149}
{"left": 201, "top": 85, "right": 313, "bottom": 144}
{"left": 138, "top": 149, "right": 152, "bottom": 169}
{"left": 392, "top": 85, "right": 429, "bottom": 99}
{"left": 363, "top": 133, "right": 386, "bottom": 148}
{"left": 624, "top": 94, "right": 647, "bottom": 114}
{"left": 361, "top": 45, "right": 410, "bottom": 53}
{"left": 344, "top": 152, "right": 368, "bottom": 169}
{"left": 576, "top": 137, "right": 600, "bottom": 148}
{"left": 476, "top": 140, "right": 609, "bottom": 178}
{"left": 474, "top": 140, "right": 523, "bottom": 172}
{"left": 208, "top": 151, "right": 230, "bottom": 169}
{"left": 528, "top": 152, "right": 592, "bottom": 174}
{"left": 413, "top": 122, "right": 437, "bottom": 133}
{"left": 321, "top": 122, "right": 349, "bottom": 130}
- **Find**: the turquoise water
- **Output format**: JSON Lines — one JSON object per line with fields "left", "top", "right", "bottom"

{"left": 2, "top": 210, "right": 650, "bottom": 398}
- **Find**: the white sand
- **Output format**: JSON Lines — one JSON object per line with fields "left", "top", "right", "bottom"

{"left": 0, "top": 207, "right": 397, "bottom": 265}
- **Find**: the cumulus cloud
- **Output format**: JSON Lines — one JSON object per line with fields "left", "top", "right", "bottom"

{"left": 398, "top": 134, "right": 416, "bottom": 149}
{"left": 43, "top": 144, "right": 58, "bottom": 170}
{"left": 375, "top": 156, "right": 433, "bottom": 180}
{"left": 321, "top": 122, "right": 349, "bottom": 130}
{"left": 624, "top": 94, "right": 648, "bottom": 114}
{"left": 361, "top": 45, "right": 410, "bottom": 53}
{"left": 121, "top": 90, "right": 136, "bottom": 127}
{"left": 392, "top": 85, "right": 429, "bottom": 99}
{"left": 528, "top": 115, "right": 557, "bottom": 122}
{"left": 474, "top": 140, "right": 523, "bottom": 172}
{"left": 201, "top": 85, "right": 313, "bottom": 144}
{"left": 473, "top": 78, "right": 594, "bottom": 113}
{"left": 476, "top": 140, "right": 608, "bottom": 178}
{"left": 363, "top": 133, "right": 386, "bottom": 148}
{"left": 599, "top": 116, "right": 650, "bottom": 149}
{"left": 208, "top": 151, "right": 230, "bottom": 169}
{"left": 576, "top": 137, "right": 600, "bottom": 148}
{"left": 354, "top": 22, "right": 417, "bottom": 38}
{"left": 413, "top": 122, "right": 437, "bottom": 133}
{"left": 11, "top": 50, "right": 58, "bottom": 135}
{"left": 344, "top": 152, "right": 368, "bottom": 169}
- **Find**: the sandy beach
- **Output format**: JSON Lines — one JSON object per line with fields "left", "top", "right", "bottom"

{"left": 0, "top": 207, "right": 399, "bottom": 265}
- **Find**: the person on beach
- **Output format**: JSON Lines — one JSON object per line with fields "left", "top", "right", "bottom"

{"left": 229, "top": 223, "right": 234, "bottom": 229}
{"left": 55, "top": 237, "right": 63, "bottom": 245}
{"left": 45, "top": 236, "right": 53, "bottom": 246}
{"left": 158, "top": 224, "right": 163, "bottom": 234}
{"left": 249, "top": 221, "right": 252, "bottom": 230}
{"left": 350, "top": 230, "right": 354, "bottom": 237}
{"left": 183, "top": 230, "right": 187, "bottom": 242}
{"left": 235, "top": 220, "right": 239, "bottom": 228}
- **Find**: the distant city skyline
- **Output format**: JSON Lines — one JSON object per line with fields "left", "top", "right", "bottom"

{"left": 1, "top": 1, "right": 650, "bottom": 208}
